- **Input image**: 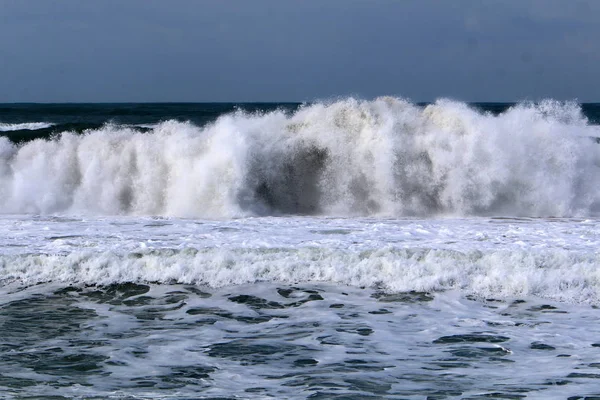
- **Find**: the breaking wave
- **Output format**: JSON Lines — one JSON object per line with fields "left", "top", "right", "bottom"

{"left": 1, "top": 97, "right": 600, "bottom": 217}
{"left": 2, "top": 247, "right": 599, "bottom": 304}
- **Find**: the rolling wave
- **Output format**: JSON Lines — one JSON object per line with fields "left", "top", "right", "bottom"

{"left": 2, "top": 247, "right": 598, "bottom": 303}
{"left": 1, "top": 97, "right": 600, "bottom": 217}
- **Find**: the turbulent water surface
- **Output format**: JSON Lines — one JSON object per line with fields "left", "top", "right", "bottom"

{"left": 1, "top": 99, "right": 600, "bottom": 399}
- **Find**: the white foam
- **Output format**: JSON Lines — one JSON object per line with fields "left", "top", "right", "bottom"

{"left": 1, "top": 215, "right": 599, "bottom": 304}
{"left": 0, "top": 98, "right": 599, "bottom": 217}
{"left": 135, "top": 123, "right": 159, "bottom": 129}
{"left": 0, "top": 122, "right": 54, "bottom": 131}
{"left": 2, "top": 246, "right": 599, "bottom": 303}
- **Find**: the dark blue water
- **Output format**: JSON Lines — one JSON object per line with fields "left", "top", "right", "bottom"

{"left": 0, "top": 103, "right": 299, "bottom": 143}
{"left": 2, "top": 102, "right": 599, "bottom": 144}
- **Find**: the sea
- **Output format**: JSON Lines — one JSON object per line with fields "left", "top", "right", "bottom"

{"left": 1, "top": 98, "right": 600, "bottom": 399}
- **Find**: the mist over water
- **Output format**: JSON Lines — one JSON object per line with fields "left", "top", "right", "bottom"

{"left": 1, "top": 97, "right": 599, "bottom": 218}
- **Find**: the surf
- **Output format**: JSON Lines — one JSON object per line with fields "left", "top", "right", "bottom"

{"left": 1, "top": 97, "right": 599, "bottom": 217}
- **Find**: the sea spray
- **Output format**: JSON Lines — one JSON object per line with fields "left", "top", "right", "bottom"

{"left": 1, "top": 97, "right": 599, "bottom": 217}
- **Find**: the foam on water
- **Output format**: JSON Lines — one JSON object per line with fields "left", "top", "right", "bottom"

{"left": 1, "top": 98, "right": 600, "bottom": 217}
{"left": 0, "top": 122, "right": 54, "bottom": 131}
{"left": 1, "top": 282, "right": 600, "bottom": 399}
{"left": 2, "top": 215, "right": 600, "bottom": 304}
{"left": 3, "top": 247, "right": 599, "bottom": 303}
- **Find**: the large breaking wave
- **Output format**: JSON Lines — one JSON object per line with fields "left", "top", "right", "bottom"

{"left": 1, "top": 97, "right": 600, "bottom": 217}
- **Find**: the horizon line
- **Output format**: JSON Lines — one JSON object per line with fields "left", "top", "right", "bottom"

{"left": 1, "top": 99, "right": 599, "bottom": 105}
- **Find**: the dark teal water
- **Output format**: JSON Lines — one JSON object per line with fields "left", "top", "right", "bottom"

{"left": 0, "top": 103, "right": 299, "bottom": 143}
{"left": 2, "top": 102, "right": 600, "bottom": 144}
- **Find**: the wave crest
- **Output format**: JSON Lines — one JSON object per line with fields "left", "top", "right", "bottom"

{"left": 3, "top": 247, "right": 599, "bottom": 304}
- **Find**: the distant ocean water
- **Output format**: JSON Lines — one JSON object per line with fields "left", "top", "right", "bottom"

{"left": 1, "top": 98, "right": 600, "bottom": 399}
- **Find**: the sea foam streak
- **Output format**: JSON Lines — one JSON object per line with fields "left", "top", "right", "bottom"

{"left": 0, "top": 122, "right": 54, "bottom": 132}
{"left": 1, "top": 97, "right": 600, "bottom": 217}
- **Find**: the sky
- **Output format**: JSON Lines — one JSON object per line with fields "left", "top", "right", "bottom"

{"left": 1, "top": 0, "right": 599, "bottom": 103}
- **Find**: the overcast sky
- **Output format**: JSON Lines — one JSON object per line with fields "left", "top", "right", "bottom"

{"left": 1, "top": 0, "right": 599, "bottom": 103}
